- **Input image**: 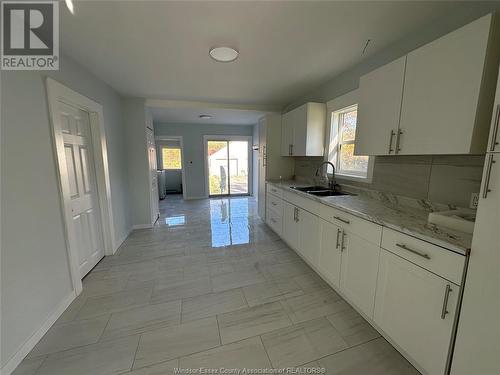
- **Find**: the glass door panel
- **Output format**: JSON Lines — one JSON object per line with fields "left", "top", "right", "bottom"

{"left": 228, "top": 141, "right": 249, "bottom": 195}
{"left": 208, "top": 141, "right": 229, "bottom": 196}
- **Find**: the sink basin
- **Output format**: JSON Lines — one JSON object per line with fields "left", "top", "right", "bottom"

{"left": 290, "top": 186, "right": 327, "bottom": 192}
{"left": 308, "top": 190, "right": 352, "bottom": 197}
{"left": 290, "top": 186, "right": 354, "bottom": 197}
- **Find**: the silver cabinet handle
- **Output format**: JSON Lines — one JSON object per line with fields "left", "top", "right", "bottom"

{"left": 490, "top": 105, "right": 500, "bottom": 152}
{"left": 396, "top": 243, "right": 431, "bottom": 260}
{"left": 482, "top": 154, "right": 496, "bottom": 199}
{"left": 262, "top": 145, "right": 267, "bottom": 167}
{"left": 395, "top": 129, "right": 403, "bottom": 153}
{"left": 271, "top": 202, "right": 277, "bottom": 206}
{"left": 388, "top": 130, "right": 395, "bottom": 154}
{"left": 288, "top": 144, "right": 292, "bottom": 156}
{"left": 335, "top": 228, "right": 341, "bottom": 249}
{"left": 341, "top": 230, "right": 347, "bottom": 252}
{"left": 270, "top": 218, "right": 277, "bottom": 224}
{"left": 333, "top": 216, "right": 350, "bottom": 224}
{"left": 290, "top": 144, "right": 294, "bottom": 156}
{"left": 296, "top": 207, "right": 299, "bottom": 222}
{"left": 441, "top": 284, "right": 453, "bottom": 319}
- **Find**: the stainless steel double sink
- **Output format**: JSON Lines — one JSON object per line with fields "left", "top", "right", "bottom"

{"left": 290, "top": 186, "right": 354, "bottom": 197}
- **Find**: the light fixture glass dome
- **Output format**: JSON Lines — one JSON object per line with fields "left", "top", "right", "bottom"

{"left": 209, "top": 47, "right": 239, "bottom": 63}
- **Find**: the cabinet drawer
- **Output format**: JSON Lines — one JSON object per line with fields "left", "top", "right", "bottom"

{"left": 266, "top": 208, "right": 283, "bottom": 236}
{"left": 283, "top": 191, "right": 322, "bottom": 215}
{"left": 267, "top": 184, "right": 283, "bottom": 198}
{"left": 319, "top": 205, "right": 382, "bottom": 245}
{"left": 266, "top": 193, "right": 283, "bottom": 214}
{"left": 381, "top": 228, "right": 465, "bottom": 285}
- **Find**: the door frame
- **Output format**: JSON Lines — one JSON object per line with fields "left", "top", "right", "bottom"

{"left": 46, "top": 78, "right": 116, "bottom": 295}
{"left": 203, "top": 135, "right": 253, "bottom": 198}
{"left": 155, "top": 135, "right": 187, "bottom": 200}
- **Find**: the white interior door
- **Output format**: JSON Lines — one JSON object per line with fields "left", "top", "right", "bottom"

{"left": 58, "top": 101, "right": 105, "bottom": 278}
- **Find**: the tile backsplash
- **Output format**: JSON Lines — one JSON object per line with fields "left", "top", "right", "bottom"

{"left": 293, "top": 155, "right": 485, "bottom": 208}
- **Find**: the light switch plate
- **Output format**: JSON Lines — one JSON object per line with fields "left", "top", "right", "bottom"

{"left": 470, "top": 193, "right": 479, "bottom": 209}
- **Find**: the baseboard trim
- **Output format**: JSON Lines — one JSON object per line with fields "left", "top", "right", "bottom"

{"left": 1, "top": 291, "right": 76, "bottom": 375}
{"left": 132, "top": 224, "right": 153, "bottom": 230}
{"left": 112, "top": 227, "right": 132, "bottom": 254}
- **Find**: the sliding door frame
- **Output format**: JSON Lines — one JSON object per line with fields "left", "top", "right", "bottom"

{"left": 203, "top": 135, "right": 253, "bottom": 198}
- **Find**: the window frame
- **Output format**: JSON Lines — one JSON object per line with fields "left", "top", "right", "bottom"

{"left": 161, "top": 146, "right": 182, "bottom": 170}
{"left": 325, "top": 89, "right": 374, "bottom": 183}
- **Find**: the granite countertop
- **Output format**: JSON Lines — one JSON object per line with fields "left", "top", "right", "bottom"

{"left": 266, "top": 180, "right": 472, "bottom": 255}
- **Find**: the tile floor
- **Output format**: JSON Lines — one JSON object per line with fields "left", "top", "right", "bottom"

{"left": 14, "top": 195, "right": 420, "bottom": 375}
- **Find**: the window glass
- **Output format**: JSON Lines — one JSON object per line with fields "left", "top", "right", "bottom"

{"left": 162, "top": 148, "right": 182, "bottom": 170}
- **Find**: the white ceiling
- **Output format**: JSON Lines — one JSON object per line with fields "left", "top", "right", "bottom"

{"left": 150, "top": 106, "right": 266, "bottom": 125}
{"left": 61, "top": 1, "right": 463, "bottom": 109}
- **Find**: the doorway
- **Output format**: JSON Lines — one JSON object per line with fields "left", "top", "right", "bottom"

{"left": 204, "top": 136, "right": 252, "bottom": 197}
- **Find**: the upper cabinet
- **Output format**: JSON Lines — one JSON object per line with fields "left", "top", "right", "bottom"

{"left": 281, "top": 102, "right": 326, "bottom": 156}
{"left": 355, "top": 57, "right": 406, "bottom": 156}
{"left": 356, "top": 14, "right": 500, "bottom": 156}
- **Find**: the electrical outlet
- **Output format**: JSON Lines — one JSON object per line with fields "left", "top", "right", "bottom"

{"left": 470, "top": 192, "right": 479, "bottom": 209}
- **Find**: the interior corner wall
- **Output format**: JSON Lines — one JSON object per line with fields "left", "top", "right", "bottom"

{"left": 1, "top": 53, "right": 131, "bottom": 372}
{"left": 154, "top": 123, "right": 254, "bottom": 199}
{"left": 122, "top": 98, "right": 151, "bottom": 227}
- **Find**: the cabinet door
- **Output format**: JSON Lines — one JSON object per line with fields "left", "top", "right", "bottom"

{"left": 298, "top": 208, "right": 320, "bottom": 267}
{"left": 292, "top": 105, "right": 308, "bottom": 156}
{"left": 452, "top": 153, "right": 500, "bottom": 374}
{"left": 355, "top": 57, "right": 406, "bottom": 156}
{"left": 257, "top": 119, "right": 267, "bottom": 219}
{"left": 399, "top": 15, "right": 491, "bottom": 155}
{"left": 487, "top": 71, "right": 500, "bottom": 153}
{"left": 318, "top": 219, "right": 342, "bottom": 288}
{"left": 340, "top": 231, "right": 380, "bottom": 318}
{"left": 281, "top": 112, "right": 294, "bottom": 156}
{"left": 375, "top": 249, "right": 458, "bottom": 375}
{"left": 283, "top": 202, "right": 300, "bottom": 251}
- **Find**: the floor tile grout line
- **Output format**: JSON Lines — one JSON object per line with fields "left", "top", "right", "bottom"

{"left": 259, "top": 335, "right": 275, "bottom": 369}
{"left": 130, "top": 334, "right": 143, "bottom": 371}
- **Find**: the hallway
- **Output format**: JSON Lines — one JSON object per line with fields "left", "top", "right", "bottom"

{"left": 14, "top": 196, "right": 418, "bottom": 374}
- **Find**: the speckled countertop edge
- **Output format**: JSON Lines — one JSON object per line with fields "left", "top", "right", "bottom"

{"left": 266, "top": 180, "right": 471, "bottom": 256}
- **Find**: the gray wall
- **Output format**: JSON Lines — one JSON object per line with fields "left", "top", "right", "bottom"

{"left": 154, "top": 123, "right": 253, "bottom": 199}
{"left": 1, "top": 54, "right": 131, "bottom": 368}
{"left": 122, "top": 98, "right": 151, "bottom": 226}
{"left": 294, "top": 155, "right": 484, "bottom": 208}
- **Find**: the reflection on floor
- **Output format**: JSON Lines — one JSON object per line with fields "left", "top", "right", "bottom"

{"left": 14, "top": 195, "right": 420, "bottom": 375}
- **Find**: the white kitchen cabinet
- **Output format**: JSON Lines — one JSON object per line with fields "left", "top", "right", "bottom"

{"left": 486, "top": 66, "right": 500, "bottom": 154}
{"left": 452, "top": 108, "right": 500, "bottom": 374}
{"left": 298, "top": 208, "right": 320, "bottom": 267}
{"left": 355, "top": 57, "right": 406, "bottom": 156}
{"left": 281, "top": 102, "right": 326, "bottom": 157}
{"left": 283, "top": 201, "right": 300, "bottom": 251}
{"left": 318, "top": 219, "right": 342, "bottom": 288}
{"left": 257, "top": 115, "right": 294, "bottom": 220}
{"left": 399, "top": 14, "right": 497, "bottom": 155}
{"left": 340, "top": 230, "right": 380, "bottom": 318}
{"left": 375, "top": 249, "right": 458, "bottom": 375}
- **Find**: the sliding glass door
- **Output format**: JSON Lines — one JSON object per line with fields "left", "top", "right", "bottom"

{"left": 206, "top": 138, "right": 249, "bottom": 196}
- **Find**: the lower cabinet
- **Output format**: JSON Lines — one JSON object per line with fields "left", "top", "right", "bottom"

{"left": 374, "top": 249, "right": 459, "bottom": 375}
{"left": 283, "top": 201, "right": 300, "bottom": 251}
{"left": 298, "top": 208, "right": 320, "bottom": 267}
{"left": 340, "top": 230, "right": 381, "bottom": 318}
{"left": 318, "top": 219, "right": 342, "bottom": 288}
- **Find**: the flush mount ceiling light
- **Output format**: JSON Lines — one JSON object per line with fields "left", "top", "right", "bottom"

{"left": 199, "top": 114, "right": 212, "bottom": 119}
{"left": 209, "top": 46, "right": 239, "bottom": 63}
